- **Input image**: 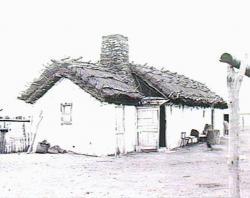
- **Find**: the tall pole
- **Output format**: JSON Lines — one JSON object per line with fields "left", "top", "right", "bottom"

{"left": 224, "top": 55, "right": 246, "bottom": 198}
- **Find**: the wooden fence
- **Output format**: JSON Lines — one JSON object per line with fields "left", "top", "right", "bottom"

{"left": 0, "top": 119, "right": 32, "bottom": 154}
{"left": 4, "top": 135, "right": 32, "bottom": 153}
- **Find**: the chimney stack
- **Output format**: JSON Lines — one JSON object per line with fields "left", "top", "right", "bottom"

{"left": 100, "top": 34, "right": 129, "bottom": 67}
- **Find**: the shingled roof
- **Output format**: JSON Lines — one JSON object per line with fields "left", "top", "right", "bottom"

{"left": 18, "top": 34, "right": 227, "bottom": 109}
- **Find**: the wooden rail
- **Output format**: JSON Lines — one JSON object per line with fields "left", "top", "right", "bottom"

{"left": 0, "top": 119, "right": 30, "bottom": 122}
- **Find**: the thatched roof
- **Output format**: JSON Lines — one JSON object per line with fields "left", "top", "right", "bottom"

{"left": 130, "top": 64, "right": 227, "bottom": 109}
{"left": 18, "top": 59, "right": 227, "bottom": 109}
{"left": 18, "top": 59, "right": 143, "bottom": 105}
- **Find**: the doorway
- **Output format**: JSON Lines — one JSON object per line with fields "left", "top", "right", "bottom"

{"left": 159, "top": 105, "right": 166, "bottom": 147}
{"left": 224, "top": 114, "right": 229, "bottom": 122}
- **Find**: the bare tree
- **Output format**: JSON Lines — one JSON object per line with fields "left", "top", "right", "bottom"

{"left": 27, "top": 111, "right": 43, "bottom": 154}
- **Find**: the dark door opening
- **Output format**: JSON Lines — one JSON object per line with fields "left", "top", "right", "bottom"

{"left": 159, "top": 105, "right": 166, "bottom": 147}
{"left": 224, "top": 114, "right": 229, "bottom": 122}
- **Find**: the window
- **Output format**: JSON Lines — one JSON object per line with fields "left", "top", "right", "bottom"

{"left": 60, "top": 103, "right": 73, "bottom": 125}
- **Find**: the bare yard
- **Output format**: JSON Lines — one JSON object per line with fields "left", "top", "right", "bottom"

{"left": 1, "top": 136, "right": 250, "bottom": 198}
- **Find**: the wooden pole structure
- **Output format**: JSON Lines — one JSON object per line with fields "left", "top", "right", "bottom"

{"left": 227, "top": 65, "right": 242, "bottom": 198}
{"left": 220, "top": 53, "right": 248, "bottom": 198}
{"left": 220, "top": 53, "right": 250, "bottom": 77}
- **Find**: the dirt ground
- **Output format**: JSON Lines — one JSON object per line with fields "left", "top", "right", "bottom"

{"left": 1, "top": 136, "right": 250, "bottom": 198}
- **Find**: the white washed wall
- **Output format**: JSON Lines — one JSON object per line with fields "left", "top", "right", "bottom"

{"left": 165, "top": 106, "right": 224, "bottom": 149}
{"left": 31, "top": 78, "right": 137, "bottom": 156}
{"left": 213, "top": 109, "right": 225, "bottom": 133}
{"left": 124, "top": 106, "right": 137, "bottom": 153}
{"left": 30, "top": 77, "right": 226, "bottom": 154}
{"left": 32, "top": 78, "right": 119, "bottom": 156}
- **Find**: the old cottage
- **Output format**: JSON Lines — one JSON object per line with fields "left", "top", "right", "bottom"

{"left": 18, "top": 34, "right": 227, "bottom": 156}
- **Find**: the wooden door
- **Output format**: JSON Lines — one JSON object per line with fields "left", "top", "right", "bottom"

{"left": 136, "top": 107, "right": 159, "bottom": 150}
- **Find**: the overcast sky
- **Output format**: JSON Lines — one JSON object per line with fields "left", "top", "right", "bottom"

{"left": 0, "top": 0, "right": 250, "bottom": 115}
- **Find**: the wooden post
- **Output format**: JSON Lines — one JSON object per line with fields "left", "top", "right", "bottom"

{"left": 242, "top": 116, "right": 245, "bottom": 131}
{"left": 211, "top": 107, "right": 215, "bottom": 130}
{"left": 226, "top": 58, "right": 246, "bottom": 198}
{"left": 0, "top": 132, "right": 5, "bottom": 153}
{"left": 22, "top": 122, "right": 27, "bottom": 151}
{"left": 122, "top": 105, "right": 126, "bottom": 154}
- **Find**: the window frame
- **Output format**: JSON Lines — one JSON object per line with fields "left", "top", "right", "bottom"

{"left": 60, "top": 102, "right": 73, "bottom": 125}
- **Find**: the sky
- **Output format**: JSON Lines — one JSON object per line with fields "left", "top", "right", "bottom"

{"left": 0, "top": 0, "right": 250, "bottom": 116}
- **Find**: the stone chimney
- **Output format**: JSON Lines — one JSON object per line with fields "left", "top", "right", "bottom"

{"left": 100, "top": 34, "right": 129, "bottom": 67}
